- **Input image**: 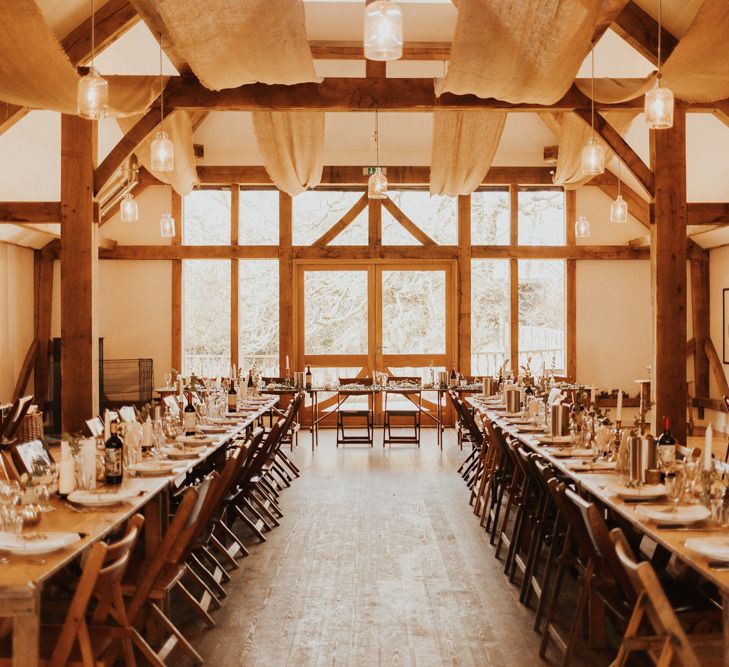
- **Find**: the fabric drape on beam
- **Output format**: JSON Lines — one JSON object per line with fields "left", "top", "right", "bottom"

{"left": 153, "top": 0, "right": 321, "bottom": 90}
{"left": 252, "top": 112, "right": 324, "bottom": 196}
{"left": 430, "top": 111, "right": 506, "bottom": 196}
{"left": 575, "top": 0, "right": 729, "bottom": 104}
{"left": 0, "top": 0, "right": 161, "bottom": 115}
{"left": 118, "top": 110, "right": 198, "bottom": 196}
{"left": 549, "top": 112, "right": 636, "bottom": 190}
{"left": 437, "top": 0, "right": 616, "bottom": 104}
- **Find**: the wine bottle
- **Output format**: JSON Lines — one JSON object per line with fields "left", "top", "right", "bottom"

{"left": 104, "top": 421, "right": 124, "bottom": 486}
{"left": 184, "top": 391, "right": 197, "bottom": 435}
{"left": 228, "top": 375, "right": 238, "bottom": 412}
{"left": 657, "top": 415, "right": 676, "bottom": 472}
{"left": 305, "top": 365, "right": 312, "bottom": 390}
{"left": 449, "top": 364, "right": 457, "bottom": 388}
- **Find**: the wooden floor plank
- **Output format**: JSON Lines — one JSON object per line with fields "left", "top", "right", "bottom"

{"left": 195, "top": 430, "right": 610, "bottom": 666}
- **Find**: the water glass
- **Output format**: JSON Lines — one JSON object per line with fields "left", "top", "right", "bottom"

{"left": 665, "top": 472, "right": 684, "bottom": 505}
{"left": 0, "top": 506, "right": 22, "bottom": 534}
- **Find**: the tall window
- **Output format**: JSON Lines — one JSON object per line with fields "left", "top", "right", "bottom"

{"left": 182, "top": 260, "right": 231, "bottom": 376}
{"left": 183, "top": 190, "right": 231, "bottom": 245}
{"left": 518, "top": 260, "right": 565, "bottom": 373}
{"left": 293, "top": 191, "right": 367, "bottom": 245}
{"left": 518, "top": 189, "right": 565, "bottom": 246}
{"left": 382, "top": 190, "right": 457, "bottom": 245}
{"left": 239, "top": 190, "right": 278, "bottom": 245}
{"left": 471, "top": 259, "right": 510, "bottom": 375}
{"left": 471, "top": 189, "right": 510, "bottom": 245}
{"left": 239, "top": 260, "right": 279, "bottom": 373}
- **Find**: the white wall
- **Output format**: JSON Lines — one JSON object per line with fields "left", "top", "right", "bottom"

{"left": 0, "top": 244, "right": 35, "bottom": 402}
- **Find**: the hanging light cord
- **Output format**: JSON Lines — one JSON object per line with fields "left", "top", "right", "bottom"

{"left": 159, "top": 33, "right": 164, "bottom": 129}
{"left": 657, "top": 0, "right": 662, "bottom": 74}
{"left": 617, "top": 161, "right": 622, "bottom": 196}
{"left": 590, "top": 42, "right": 596, "bottom": 140}
{"left": 90, "top": 0, "right": 95, "bottom": 69}
{"left": 375, "top": 109, "right": 380, "bottom": 168}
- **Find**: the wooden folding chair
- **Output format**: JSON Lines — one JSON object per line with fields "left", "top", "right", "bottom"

{"left": 335, "top": 378, "right": 374, "bottom": 447}
{"left": 382, "top": 376, "right": 422, "bottom": 447}
{"left": 0, "top": 514, "right": 144, "bottom": 667}
{"left": 610, "top": 528, "right": 723, "bottom": 667}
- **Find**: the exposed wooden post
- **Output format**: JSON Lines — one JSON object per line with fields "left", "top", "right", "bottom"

{"left": 33, "top": 247, "right": 54, "bottom": 409}
{"left": 566, "top": 189, "right": 577, "bottom": 380}
{"left": 509, "top": 185, "right": 519, "bottom": 371}
{"left": 689, "top": 249, "right": 710, "bottom": 417}
{"left": 457, "top": 195, "right": 471, "bottom": 375}
{"left": 60, "top": 114, "right": 98, "bottom": 432}
{"left": 170, "top": 192, "right": 182, "bottom": 372}
{"left": 650, "top": 108, "right": 687, "bottom": 443}
{"left": 230, "top": 185, "right": 240, "bottom": 370}
{"left": 279, "top": 192, "right": 294, "bottom": 373}
{"left": 368, "top": 197, "right": 381, "bottom": 251}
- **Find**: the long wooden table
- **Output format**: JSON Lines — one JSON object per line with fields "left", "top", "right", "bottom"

{"left": 1, "top": 397, "right": 276, "bottom": 667}
{"left": 468, "top": 396, "right": 729, "bottom": 666}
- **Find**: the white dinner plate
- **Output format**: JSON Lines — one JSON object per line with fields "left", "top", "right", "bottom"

{"left": 538, "top": 435, "right": 572, "bottom": 445}
{"left": 67, "top": 488, "right": 138, "bottom": 507}
{"left": 685, "top": 536, "right": 729, "bottom": 560}
{"left": 197, "top": 425, "right": 229, "bottom": 434}
{"left": 546, "top": 447, "right": 594, "bottom": 458}
{"left": 128, "top": 460, "right": 180, "bottom": 476}
{"left": 636, "top": 504, "right": 711, "bottom": 525}
{"left": 0, "top": 531, "right": 80, "bottom": 555}
{"left": 176, "top": 435, "right": 213, "bottom": 447}
{"left": 567, "top": 460, "right": 616, "bottom": 472}
{"left": 610, "top": 483, "right": 666, "bottom": 500}
{"left": 161, "top": 446, "right": 202, "bottom": 460}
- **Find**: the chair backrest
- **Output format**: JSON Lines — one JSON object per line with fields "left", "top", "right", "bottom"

{"left": 1, "top": 394, "right": 33, "bottom": 441}
{"left": 127, "top": 487, "right": 200, "bottom": 621}
{"left": 387, "top": 376, "right": 421, "bottom": 385}
{"left": 339, "top": 377, "right": 372, "bottom": 386}
{"left": 456, "top": 397, "right": 484, "bottom": 445}
{"left": 50, "top": 541, "right": 108, "bottom": 666}
{"left": 676, "top": 444, "right": 700, "bottom": 461}
{"left": 610, "top": 528, "right": 702, "bottom": 667}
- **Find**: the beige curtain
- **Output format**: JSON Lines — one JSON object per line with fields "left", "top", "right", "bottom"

{"left": 550, "top": 112, "right": 636, "bottom": 189}
{"left": 153, "top": 0, "right": 321, "bottom": 90}
{"left": 118, "top": 110, "right": 198, "bottom": 196}
{"left": 438, "top": 0, "right": 618, "bottom": 104}
{"left": 430, "top": 111, "right": 507, "bottom": 196}
{"left": 575, "top": 0, "right": 729, "bottom": 104}
{"left": 252, "top": 112, "right": 324, "bottom": 196}
{"left": 0, "top": 0, "right": 161, "bottom": 115}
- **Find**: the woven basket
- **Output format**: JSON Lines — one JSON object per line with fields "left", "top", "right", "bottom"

{"left": 16, "top": 411, "right": 43, "bottom": 444}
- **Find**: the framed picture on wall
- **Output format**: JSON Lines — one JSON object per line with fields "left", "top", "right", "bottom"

{"left": 724, "top": 289, "right": 729, "bottom": 364}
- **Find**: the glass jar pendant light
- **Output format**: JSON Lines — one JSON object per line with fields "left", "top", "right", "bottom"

{"left": 645, "top": 0, "right": 674, "bottom": 129}
{"left": 77, "top": 0, "right": 108, "bottom": 119}
{"left": 610, "top": 163, "right": 628, "bottom": 224}
{"left": 575, "top": 189, "right": 591, "bottom": 239}
{"left": 368, "top": 110, "right": 388, "bottom": 199}
{"left": 160, "top": 210, "right": 176, "bottom": 238}
{"left": 151, "top": 34, "right": 174, "bottom": 172}
{"left": 364, "top": 0, "right": 403, "bottom": 61}
{"left": 581, "top": 42, "right": 604, "bottom": 176}
{"left": 120, "top": 193, "right": 138, "bottom": 222}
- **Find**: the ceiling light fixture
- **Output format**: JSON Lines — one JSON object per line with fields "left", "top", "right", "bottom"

{"left": 151, "top": 33, "right": 174, "bottom": 172}
{"left": 610, "top": 162, "right": 628, "bottom": 224}
{"left": 581, "top": 42, "right": 605, "bottom": 176}
{"left": 368, "top": 109, "right": 388, "bottom": 199}
{"left": 364, "top": 0, "right": 403, "bottom": 62}
{"left": 575, "top": 188, "right": 591, "bottom": 239}
{"left": 645, "top": 0, "right": 674, "bottom": 129}
{"left": 77, "top": 0, "right": 108, "bottom": 119}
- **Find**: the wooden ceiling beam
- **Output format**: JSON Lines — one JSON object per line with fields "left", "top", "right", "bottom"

{"left": 310, "top": 40, "right": 451, "bottom": 61}
{"left": 195, "top": 165, "right": 555, "bottom": 187}
{"left": 687, "top": 202, "right": 729, "bottom": 227}
{"left": 611, "top": 1, "right": 678, "bottom": 65}
{"left": 0, "top": 0, "right": 140, "bottom": 137}
{"left": 574, "top": 109, "right": 654, "bottom": 197}
{"left": 165, "top": 77, "right": 648, "bottom": 112}
{"left": 589, "top": 171, "right": 650, "bottom": 228}
{"left": 0, "top": 202, "right": 61, "bottom": 223}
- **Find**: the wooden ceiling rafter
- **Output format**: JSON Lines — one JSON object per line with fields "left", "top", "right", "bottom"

{"left": 589, "top": 171, "right": 650, "bottom": 228}
{"left": 611, "top": 0, "right": 678, "bottom": 65}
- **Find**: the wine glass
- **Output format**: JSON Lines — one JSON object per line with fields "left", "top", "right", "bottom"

{"left": 665, "top": 471, "right": 684, "bottom": 506}
{"left": 164, "top": 372, "right": 172, "bottom": 389}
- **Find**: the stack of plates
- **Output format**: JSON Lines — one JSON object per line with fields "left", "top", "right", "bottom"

{"left": 0, "top": 531, "right": 80, "bottom": 555}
